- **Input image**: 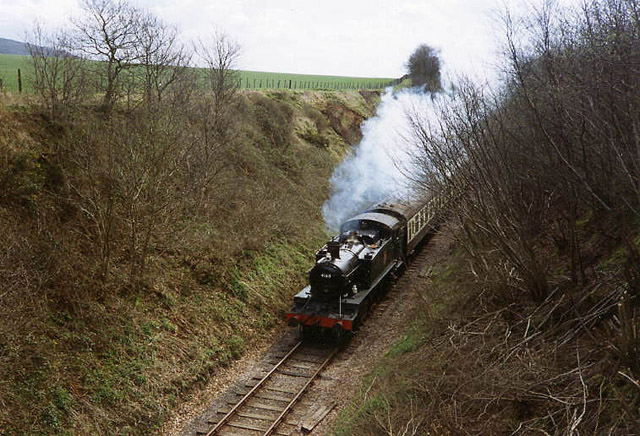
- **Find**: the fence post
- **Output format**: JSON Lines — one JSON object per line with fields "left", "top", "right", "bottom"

{"left": 17, "top": 69, "right": 22, "bottom": 93}
{"left": 0, "top": 78, "right": 3, "bottom": 93}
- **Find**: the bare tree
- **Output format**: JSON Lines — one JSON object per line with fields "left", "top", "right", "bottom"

{"left": 72, "top": 0, "right": 144, "bottom": 110}
{"left": 195, "top": 32, "right": 241, "bottom": 143}
{"left": 27, "top": 24, "right": 87, "bottom": 117}
{"left": 410, "top": 82, "right": 553, "bottom": 302}
{"left": 410, "top": 0, "right": 639, "bottom": 386}
{"left": 197, "top": 32, "right": 240, "bottom": 102}
{"left": 136, "top": 14, "right": 192, "bottom": 109}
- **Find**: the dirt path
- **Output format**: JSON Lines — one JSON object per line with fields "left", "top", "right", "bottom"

{"left": 166, "top": 227, "right": 453, "bottom": 436}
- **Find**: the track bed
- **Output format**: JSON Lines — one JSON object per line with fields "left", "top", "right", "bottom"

{"left": 177, "top": 229, "right": 451, "bottom": 436}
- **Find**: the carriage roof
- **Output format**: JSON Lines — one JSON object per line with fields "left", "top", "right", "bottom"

{"left": 339, "top": 212, "right": 402, "bottom": 232}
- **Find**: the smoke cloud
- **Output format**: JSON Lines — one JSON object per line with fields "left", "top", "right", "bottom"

{"left": 322, "top": 87, "right": 438, "bottom": 230}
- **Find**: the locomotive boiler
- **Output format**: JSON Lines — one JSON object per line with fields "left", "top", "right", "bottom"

{"left": 286, "top": 195, "right": 444, "bottom": 336}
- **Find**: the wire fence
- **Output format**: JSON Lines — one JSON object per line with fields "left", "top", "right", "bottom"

{"left": 236, "top": 77, "right": 402, "bottom": 90}
{"left": 0, "top": 68, "right": 403, "bottom": 94}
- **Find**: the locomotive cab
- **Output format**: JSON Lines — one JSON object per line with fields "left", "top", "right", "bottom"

{"left": 339, "top": 221, "right": 387, "bottom": 246}
{"left": 308, "top": 213, "right": 401, "bottom": 302}
{"left": 286, "top": 206, "right": 413, "bottom": 334}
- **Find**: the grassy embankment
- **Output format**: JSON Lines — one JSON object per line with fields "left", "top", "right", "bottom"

{"left": 0, "top": 54, "right": 395, "bottom": 93}
{"left": 0, "top": 88, "right": 380, "bottom": 435}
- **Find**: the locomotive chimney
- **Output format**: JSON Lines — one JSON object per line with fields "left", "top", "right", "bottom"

{"left": 327, "top": 241, "right": 341, "bottom": 259}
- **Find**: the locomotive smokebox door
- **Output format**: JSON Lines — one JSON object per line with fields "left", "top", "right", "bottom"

{"left": 327, "top": 241, "right": 341, "bottom": 259}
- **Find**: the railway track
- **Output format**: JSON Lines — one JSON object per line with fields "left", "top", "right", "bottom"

{"left": 185, "top": 234, "right": 439, "bottom": 436}
{"left": 197, "top": 341, "right": 337, "bottom": 436}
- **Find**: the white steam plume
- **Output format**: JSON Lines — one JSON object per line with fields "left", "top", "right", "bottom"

{"left": 322, "top": 87, "right": 440, "bottom": 230}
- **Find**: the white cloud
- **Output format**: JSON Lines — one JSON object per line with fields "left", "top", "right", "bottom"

{"left": 0, "top": 0, "right": 583, "bottom": 81}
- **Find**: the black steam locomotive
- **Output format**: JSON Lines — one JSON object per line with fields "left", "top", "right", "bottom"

{"left": 286, "top": 196, "right": 444, "bottom": 336}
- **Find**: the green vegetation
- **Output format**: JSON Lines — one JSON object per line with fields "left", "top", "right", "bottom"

{"left": 0, "top": 54, "right": 31, "bottom": 92}
{"left": 0, "top": 54, "right": 395, "bottom": 94}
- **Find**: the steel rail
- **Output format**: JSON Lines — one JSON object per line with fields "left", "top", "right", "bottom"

{"left": 262, "top": 347, "right": 337, "bottom": 436}
{"left": 204, "top": 341, "right": 303, "bottom": 436}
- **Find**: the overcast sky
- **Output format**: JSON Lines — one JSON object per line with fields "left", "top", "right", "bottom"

{"left": 0, "top": 0, "right": 582, "bottom": 81}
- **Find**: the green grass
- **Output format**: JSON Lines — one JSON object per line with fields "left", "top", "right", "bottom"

{"left": 0, "top": 54, "right": 32, "bottom": 92}
{"left": 0, "top": 54, "right": 396, "bottom": 93}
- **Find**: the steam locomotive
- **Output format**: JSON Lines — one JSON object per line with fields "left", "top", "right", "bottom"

{"left": 285, "top": 195, "right": 444, "bottom": 337}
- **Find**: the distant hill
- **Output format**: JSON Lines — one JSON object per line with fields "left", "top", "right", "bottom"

{"left": 0, "top": 38, "right": 29, "bottom": 55}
